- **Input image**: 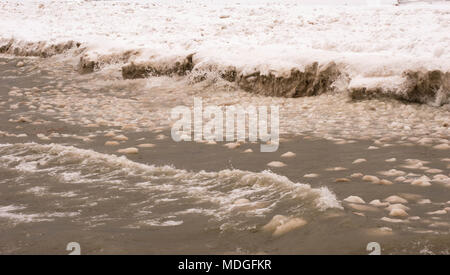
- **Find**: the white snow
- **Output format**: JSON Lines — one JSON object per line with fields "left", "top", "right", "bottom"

{"left": 0, "top": 0, "right": 449, "bottom": 83}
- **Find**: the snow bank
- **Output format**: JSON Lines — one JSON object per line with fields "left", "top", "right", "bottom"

{"left": 0, "top": 0, "right": 449, "bottom": 104}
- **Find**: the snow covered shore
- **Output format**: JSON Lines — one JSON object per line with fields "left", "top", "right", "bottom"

{"left": 1, "top": 0, "right": 449, "bottom": 104}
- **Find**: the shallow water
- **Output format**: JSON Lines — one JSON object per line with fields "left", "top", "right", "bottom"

{"left": 0, "top": 56, "right": 449, "bottom": 254}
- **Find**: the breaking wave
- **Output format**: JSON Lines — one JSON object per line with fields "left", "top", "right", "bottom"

{"left": 0, "top": 143, "right": 341, "bottom": 229}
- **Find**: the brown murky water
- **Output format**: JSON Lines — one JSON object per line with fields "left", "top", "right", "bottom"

{"left": 0, "top": 56, "right": 449, "bottom": 255}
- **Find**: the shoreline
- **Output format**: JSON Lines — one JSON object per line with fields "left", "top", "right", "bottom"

{"left": 1, "top": 40, "right": 449, "bottom": 105}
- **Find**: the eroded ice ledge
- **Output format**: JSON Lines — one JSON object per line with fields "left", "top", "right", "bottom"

{"left": 1, "top": 38, "right": 449, "bottom": 106}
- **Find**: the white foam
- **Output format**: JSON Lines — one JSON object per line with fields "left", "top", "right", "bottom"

{"left": 0, "top": 143, "right": 342, "bottom": 226}
{"left": 0, "top": 205, "right": 48, "bottom": 224}
{"left": 142, "top": 219, "right": 184, "bottom": 227}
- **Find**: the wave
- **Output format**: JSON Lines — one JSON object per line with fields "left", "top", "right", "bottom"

{"left": 0, "top": 143, "right": 341, "bottom": 229}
